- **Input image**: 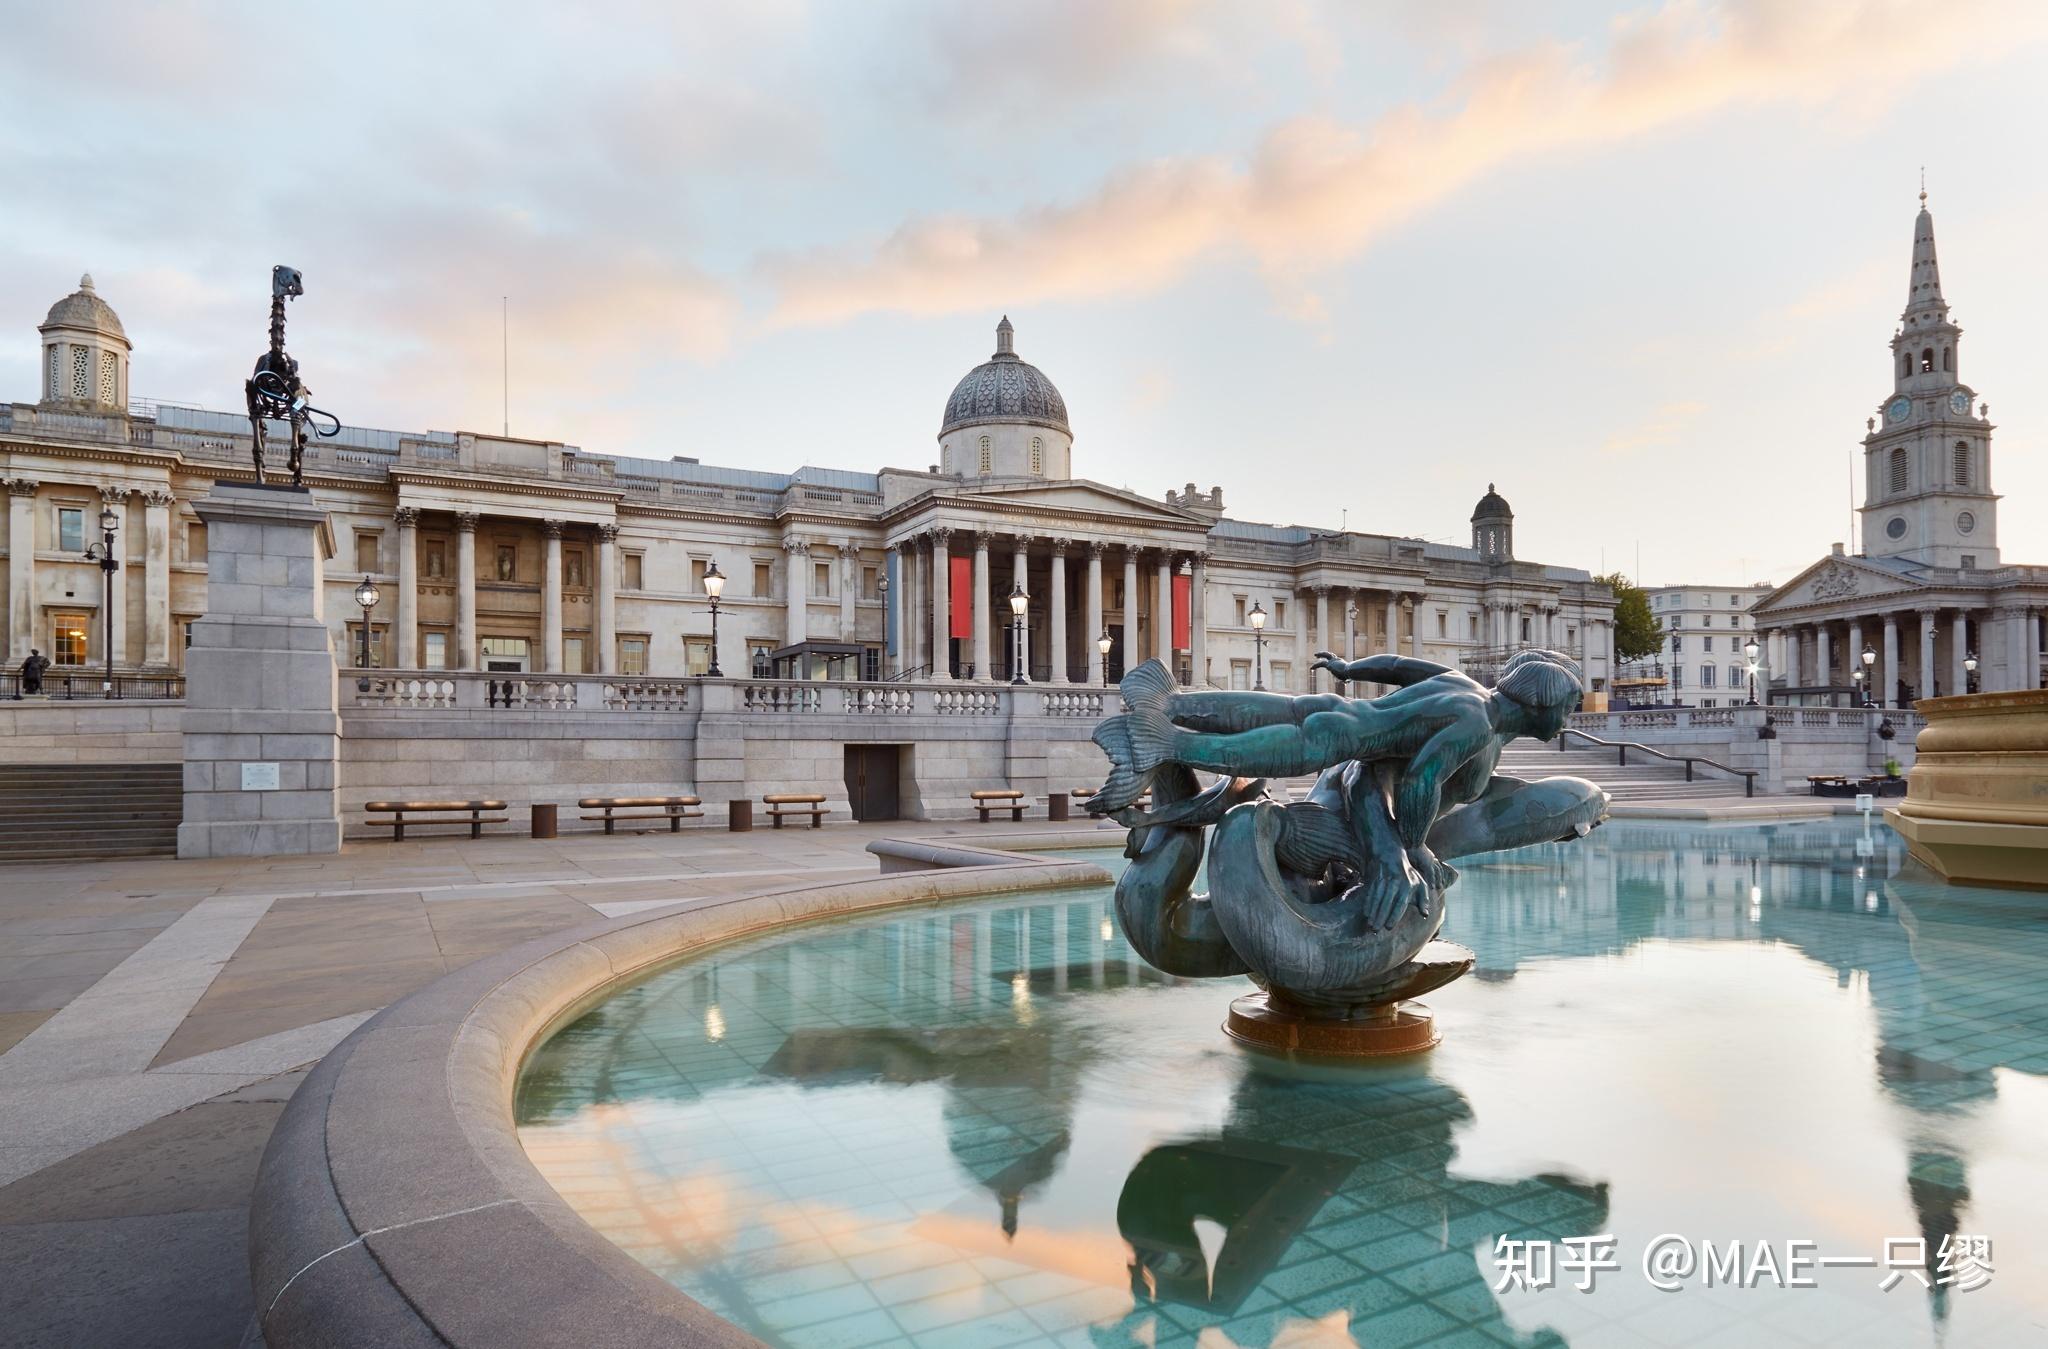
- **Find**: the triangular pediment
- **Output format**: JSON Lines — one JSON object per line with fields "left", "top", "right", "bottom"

{"left": 1753, "top": 554, "right": 1923, "bottom": 615}
{"left": 889, "top": 477, "right": 1207, "bottom": 531}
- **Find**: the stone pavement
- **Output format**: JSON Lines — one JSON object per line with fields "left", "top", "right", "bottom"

{"left": 0, "top": 817, "right": 1107, "bottom": 1349}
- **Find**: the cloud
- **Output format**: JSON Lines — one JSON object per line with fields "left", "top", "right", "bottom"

{"left": 765, "top": 0, "right": 2045, "bottom": 327}
{"left": 1602, "top": 400, "right": 1706, "bottom": 456}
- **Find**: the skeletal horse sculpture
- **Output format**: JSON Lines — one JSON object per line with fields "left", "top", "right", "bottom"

{"left": 1087, "top": 648, "right": 1610, "bottom": 1052}
{"left": 245, "top": 265, "right": 340, "bottom": 487}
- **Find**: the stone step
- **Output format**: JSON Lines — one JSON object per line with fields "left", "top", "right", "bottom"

{"left": 0, "top": 761, "right": 182, "bottom": 859}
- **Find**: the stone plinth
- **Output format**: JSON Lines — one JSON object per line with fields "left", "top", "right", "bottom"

{"left": 178, "top": 484, "right": 342, "bottom": 858}
{"left": 1887, "top": 688, "right": 2048, "bottom": 890}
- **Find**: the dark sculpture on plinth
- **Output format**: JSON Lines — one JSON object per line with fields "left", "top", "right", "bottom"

{"left": 245, "top": 265, "right": 340, "bottom": 488}
{"left": 18, "top": 648, "right": 49, "bottom": 697}
{"left": 1088, "top": 649, "right": 1608, "bottom": 1054}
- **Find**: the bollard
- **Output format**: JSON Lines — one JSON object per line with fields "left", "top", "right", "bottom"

{"left": 728, "top": 799, "right": 753, "bottom": 832}
{"left": 1047, "top": 792, "right": 1070, "bottom": 822}
{"left": 530, "top": 802, "right": 557, "bottom": 839}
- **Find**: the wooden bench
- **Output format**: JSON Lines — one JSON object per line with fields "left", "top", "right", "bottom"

{"left": 578, "top": 795, "right": 704, "bottom": 834}
{"left": 364, "top": 800, "right": 509, "bottom": 841}
{"left": 971, "top": 788, "right": 1027, "bottom": 822}
{"left": 764, "top": 793, "right": 829, "bottom": 829}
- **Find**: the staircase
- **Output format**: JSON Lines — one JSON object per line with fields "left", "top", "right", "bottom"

{"left": 0, "top": 762, "right": 183, "bottom": 861}
{"left": 1495, "top": 739, "right": 1751, "bottom": 805}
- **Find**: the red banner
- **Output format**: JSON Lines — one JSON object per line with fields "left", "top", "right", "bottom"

{"left": 949, "top": 556, "right": 973, "bottom": 639}
{"left": 1173, "top": 573, "right": 1192, "bottom": 650}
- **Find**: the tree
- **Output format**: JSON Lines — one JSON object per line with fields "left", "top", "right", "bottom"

{"left": 1598, "top": 573, "right": 1661, "bottom": 663}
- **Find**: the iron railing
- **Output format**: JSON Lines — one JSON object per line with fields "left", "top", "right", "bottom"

{"left": 2, "top": 671, "right": 186, "bottom": 700}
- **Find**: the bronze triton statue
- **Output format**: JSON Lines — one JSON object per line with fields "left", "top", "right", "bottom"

{"left": 1088, "top": 648, "right": 1608, "bottom": 1054}
{"left": 245, "top": 265, "right": 340, "bottom": 488}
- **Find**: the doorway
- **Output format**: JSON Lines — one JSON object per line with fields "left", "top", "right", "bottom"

{"left": 844, "top": 745, "right": 902, "bottom": 822}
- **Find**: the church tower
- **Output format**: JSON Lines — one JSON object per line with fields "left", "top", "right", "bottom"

{"left": 1859, "top": 192, "right": 1997, "bottom": 569}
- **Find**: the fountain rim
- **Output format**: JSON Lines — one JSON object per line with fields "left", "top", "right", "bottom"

{"left": 244, "top": 835, "right": 1113, "bottom": 1348}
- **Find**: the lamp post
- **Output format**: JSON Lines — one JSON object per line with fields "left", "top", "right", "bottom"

{"left": 1743, "top": 636, "right": 1760, "bottom": 706}
{"left": 1249, "top": 600, "right": 1267, "bottom": 691}
{"left": 1851, "top": 667, "right": 1865, "bottom": 704}
{"left": 1669, "top": 627, "right": 1682, "bottom": 708}
{"left": 353, "top": 573, "right": 380, "bottom": 692}
{"left": 875, "top": 571, "right": 889, "bottom": 678}
{"left": 703, "top": 561, "right": 726, "bottom": 677}
{"left": 1008, "top": 582, "right": 1029, "bottom": 685}
{"left": 1964, "top": 650, "right": 1978, "bottom": 694}
{"left": 81, "top": 505, "right": 120, "bottom": 695}
{"left": 1859, "top": 643, "right": 1877, "bottom": 707}
{"left": 1097, "top": 629, "right": 1113, "bottom": 685}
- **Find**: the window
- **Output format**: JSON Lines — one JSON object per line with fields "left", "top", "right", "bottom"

{"left": 1960, "top": 555, "right": 1977, "bottom": 570}
{"left": 619, "top": 636, "right": 648, "bottom": 675}
{"left": 1952, "top": 441, "right": 1970, "bottom": 486}
{"left": 1274, "top": 600, "right": 1288, "bottom": 629}
{"left": 70, "top": 344, "right": 89, "bottom": 399}
{"left": 480, "top": 636, "right": 529, "bottom": 671}
{"left": 812, "top": 561, "right": 831, "bottom": 598}
{"left": 1672, "top": 668, "right": 1685, "bottom": 690}
{"left": 1700, "top": 664, "right": 1716, "bottom": 688}
{"left": 684, "top": 639, "right": 713, "bottom": 676}
{"left": 563, "top": 636, "right": 586, "bottom": 673}
{"left": 941, "top": 447, "right": 951, "bottom": 474}
{"left": 978, "top": 435, "right": 992, "bottom": 473}
{"left": 1230, "top": 660, "right": 1250, "bottom": 690}
{"left": 1270, "top": 662, "right": 1291, "bottom": 691}
{"left": 1702, "top": 614, "right": 1713, "bottom": 627}
{"left": 58, "top": 507, "right": 83, "bottom": 553}
{"left": 495, "top": 544, "right": 517, "bottom": 582}
{"left": 1436, "top": 611, "right": 1447, "bottom": 638}
{"left": 354, "top": 532, "right": 380, "bottom": 573}
{"left": 52, "top": 612, "right": 89, "bottom": 664}
{"left": 423, "top": 632, "right": 447, "bottom": 670}
{"left": 623, "top": 553, "right": 644, "bottom": 590}
{"left": 187, "top": 521, "right": 208, "bottom": 562}
{"left": 1520, "top": 615, "right": 1531, "bottom": 642}
{"left": 1234, "top": 595, "right": 1246, "bottom": 626}
{"left": 690, "top": 558, "right": 709, "bottom": 593}
{"left": 1942, "top": 347, "right": 1953, "bottom": 371}
{"left": 424, "top": 538, "right": 445, "bottom": 579}
{"left": 1728, "top": 594, "right": 1739, "bottom": 605}
{"left": 1704, "top": 636, "right": 1714, "bottom": 652}
{"left": 1901, "top": 352, "right": 1913, "bottom": 380}
{"left": 753, "top": 562, "right": 772, "bottom": 597}
{"left": 1029, "top": 437, "right": 1043, "bottom": 475}
{"left": 1920, "top": 348, "right": 1934, "bottom": 373}
{"left": 861, "top": 566, "right": 879, "bottom": 601}
{"left": 748, "top": 640, "right": 776, "bottom": 676}
{"left": 1672, "top": 636, "right": 1684, "bottom": 653}
{"left": 99, "top": 351, "right": 116, "bottom": 404}
{"left": 1889, "top": 447, "right": 1908, "bottom": 494}
{"left": 1729, "top": 664, "right": 1746, "bottom": 688}
{"left": 345, "top": 624, "right": 387, "bottom": 667}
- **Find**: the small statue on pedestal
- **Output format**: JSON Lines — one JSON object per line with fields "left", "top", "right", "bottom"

{"left": 18, "top": 648, "right": 49, "bottom": 697}
{"left": 245, "top": 265, "right": 340, "bottom": 488}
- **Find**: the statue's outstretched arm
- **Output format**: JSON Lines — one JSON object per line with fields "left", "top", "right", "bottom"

{"left": 1314, "top": 653, "right": 1452, "bottom": 686}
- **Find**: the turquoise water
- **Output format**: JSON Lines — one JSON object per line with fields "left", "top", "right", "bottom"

{"left": 516, "top": 820, "right": 2048, "bottom": 1347}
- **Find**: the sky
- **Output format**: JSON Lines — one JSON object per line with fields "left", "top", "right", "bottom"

{"left": 4, "top": 0, "right": 2048, "bottom": 585}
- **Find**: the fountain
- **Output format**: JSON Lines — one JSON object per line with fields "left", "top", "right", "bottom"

{"left": 1086, "top": 650, "right": 1608, "bottom": 1053}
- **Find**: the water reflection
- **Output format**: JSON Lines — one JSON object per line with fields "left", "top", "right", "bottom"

{"left": 518, "top": 820, "right": 2048, "bottom": 1347}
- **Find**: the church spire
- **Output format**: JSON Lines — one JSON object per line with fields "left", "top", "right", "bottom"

{"left": 1904, "top": 185, "right": 1947, "bottom": 324}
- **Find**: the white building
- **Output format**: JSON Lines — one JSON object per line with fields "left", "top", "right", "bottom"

{"left": 1615, "top": 583, "right": 1777, "bottom": 707}
{"left": 3, "top": 296, "right": 1617, "bottom": 695}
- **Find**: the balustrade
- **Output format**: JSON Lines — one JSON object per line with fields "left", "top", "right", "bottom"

{"left": 1041, "top": 690, "right": 1106, "bottom": 718}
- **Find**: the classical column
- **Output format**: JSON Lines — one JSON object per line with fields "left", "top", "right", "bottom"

{"left": 595, "top": 523, "right": 618, "bottom": 674}
{"left": 1085, "top": 541, "right": 1105, "bottom": 685}
{"left": 1951, "top": 610, "right": 1970, "bottom": 695}
{"left": 142, "top": 489, "right": 173, "bottom": 667}
{"left": 1312, "top": 586, "right": 1329, "bottom": 692}
{"left": 1882, "top": 615, "right": 1899, "bottom": 709}
{"left": 972, "top": 530, "right": 993, "bottom": 681}
{"left": 1012, "top": 539, "right": 1030, "bottom": 679}
{"left": 1918, "top": 610, "right": 1937, "bottom": 699}
{"left": 1816, "top": 625, "right": 1832, "bottom": 701}
{"left": 6, "top": 480, "right": 33, "bottom": 661}
{"left": 1409, "top": 593, "right": 1424, "bottom": 659}
{"left": 1189, "top": 551, "right": 1208, "bottom": 688}
{"left": 784, "top": 535, "right": 809, "bottom": 649}
{"left": 1156, "top": 551, "right": 1175, "bottom": 668}
{"left": 2002, "top": 607, "right": 2030, "bottom": 694}
{"left": 1384, "top": 594, "right": 1398, "bottom": 658}
{"left": 100, "top": 486, "right": 128, "bottom": 666}
{"left": 1294, "top": 588, "right": 1309, "bottom": 687}
{"left": 541, "top": 519, "right": 564, "bottom": 673}
{"left": 1846, "top": 620, "right": 1863, "bottom": 702}
{"left": 394, "top": 506, "right": 419, "bottom": 669}
{"left": 2033, "top": 612, "right": 2044, "bottom": 690}
{"left": 1122, "top": 547, "right": 1140, "bottom": 672}
{"left": 909, "top": 536, "right": 927, "bottom": 672}
{"left": 1049, "top": 538, "right": 1069, "bottom": 684}
{"left": 888, "top": 541, "right": 907, "bottom": 675}
{"left": 840, "top": 541, "right": 858, "bottom": 640}
{"left": 455, "top": 512, "right": 478, "bottom": 670}
{"left": 930, "top": 528, "right": 952, "bottom": 680}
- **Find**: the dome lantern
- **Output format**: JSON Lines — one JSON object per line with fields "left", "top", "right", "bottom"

{"left": 1471, "top": 483, "right": 1513, "bottom": 561}
{"left": 38, "top": 272, "right": 132, "bottom": 411}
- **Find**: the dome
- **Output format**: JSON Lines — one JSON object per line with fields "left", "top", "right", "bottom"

{"left": 939, "top": 316, "right": 1069, "bottom": 438}
{"left": 1471, "top": 483, "right": 1512, "bottom": 522}
{"left": 40, "top": 274, "right": 128, "bottom": 342}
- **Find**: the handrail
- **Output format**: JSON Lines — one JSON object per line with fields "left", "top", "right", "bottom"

{"left": 1556, "top": 727, "right": 1757, "bottom": 798}
{"left": 886, "top": 664, "right": 933, "bottom": 683}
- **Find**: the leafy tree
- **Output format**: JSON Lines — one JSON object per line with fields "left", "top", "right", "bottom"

{"left": 1598, "top": 573, "right": 1661, "bottom": 662}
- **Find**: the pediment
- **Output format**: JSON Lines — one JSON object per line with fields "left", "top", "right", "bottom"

{"left": 891, "top": 477, "right": 1207, "bottom": 532}
{"left": 1753, "top": 555, "right": 1922, "bottom": 615}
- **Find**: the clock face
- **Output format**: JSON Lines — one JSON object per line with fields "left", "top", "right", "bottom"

{"left": 1887, "top": 397, "right": 1912, "bottom": 423}
{"left": 1950, "top": 390, "right": 1971, "bottom": 416}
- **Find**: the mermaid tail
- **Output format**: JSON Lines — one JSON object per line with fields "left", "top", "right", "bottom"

{"left": 1088, "top": 659, "right": 1181, "bottom": 813}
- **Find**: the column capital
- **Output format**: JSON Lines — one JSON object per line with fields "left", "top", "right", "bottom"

{"left": 393, "top": 506, "right": 420, "bottom": 528}
{"left": 99, "top": 482, "right": 130, "bottom": 504}
{"left": 1311, "top": 583, "right": 1328, "bottom": 597}
{"left": 1189, "top": 549, "right": 1209, "bottom": 566}
{"left": 931, "top": 525, "right": 952, "bottom": 546}
{"left": 1086, "top": 539, "right": 1107, "bottom": 558}
{"left": 1050, "top": 536, "right": 1070, "bottom": 556}
{"left": 4, "top": 478, "right": 37, "bottom": 497}
{"left": 783, "top": 534, "right": 810, "bottom": 555}
{"left": 454, "top": 511, "right": 479, "bottom": 533}
{"left": 595, "top": 522, "right": 619, "bottom": 543}
{"left": 142, "top": 489, "right": 175, "bottom": 510}
{"left": 542, "top": 518, "right": 564, "bottom": 538}
{"left": 974, "top": 527, "right": 995, "bottom": 549}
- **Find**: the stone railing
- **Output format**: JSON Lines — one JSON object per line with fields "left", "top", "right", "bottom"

{"left": 344, "top": 670, "right": 699, "bottom": 712}
{"left": 1042, "top": 689, "right": 1108, "bottom": 718}
{"left": 1569, "top": 703, "right": 1917, "bottom": 741}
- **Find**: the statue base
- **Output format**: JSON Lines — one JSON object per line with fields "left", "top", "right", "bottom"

{"left": 1225, "top": 993, "right": 1441, "bottom": 1057}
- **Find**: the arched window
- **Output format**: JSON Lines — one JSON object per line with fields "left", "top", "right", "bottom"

{"left": 978, "top": 435, "right": 992, "bottom": 474}
{"left": 1920, "top": 348, "right": 1934, "bottom": 373}
{"left": 941, "top": 447, "right": 951, "bottom": 474}
{"left": 1942, "top": 347, "right": 1953, "bottom": 371}
{"left": 1029, "top": 436, "right": 1043, "bottom": 475}
{"left": 1901, "top": 352, "right": 1912, "bottom": 379}
{"left": 1888, "top": 446, "right": 1908, "bottom": 494}
{"left": 1952, "top": 441, "right": 1970, "bottom": 486}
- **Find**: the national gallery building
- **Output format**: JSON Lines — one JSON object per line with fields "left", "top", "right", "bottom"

{"left": 3, "top": 293, "right": 1616, "bottom": 695}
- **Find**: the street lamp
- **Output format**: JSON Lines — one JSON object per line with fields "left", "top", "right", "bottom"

{"left": 875, "top": 571, "right": 889, "bottom": 678}
{"left": 1742, "top": 636, "right": 1760, "bottom": 706}
{"left": 81, "top": 504, "right": 120, "bottom": 695}
{"left": 353, "top": 573, "right": 380, "bottom": 692}
{"left": 703, "top": 560, "right": 726, "bottom": 677}
{"left": 1964, "top": 650, "right": 1978, "bottom": 694}
{"left": 1249, "top": 600, "right": 1267, "bottom": 691}
{"left": 1008, "top": 582, "right": 1029, "bottom": 685}
{"left": 1669, "top": 627, "right": 1682, "bottom": 708}
{"left": 1860, "top": 643, "right": 1877, "bottom": 706}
